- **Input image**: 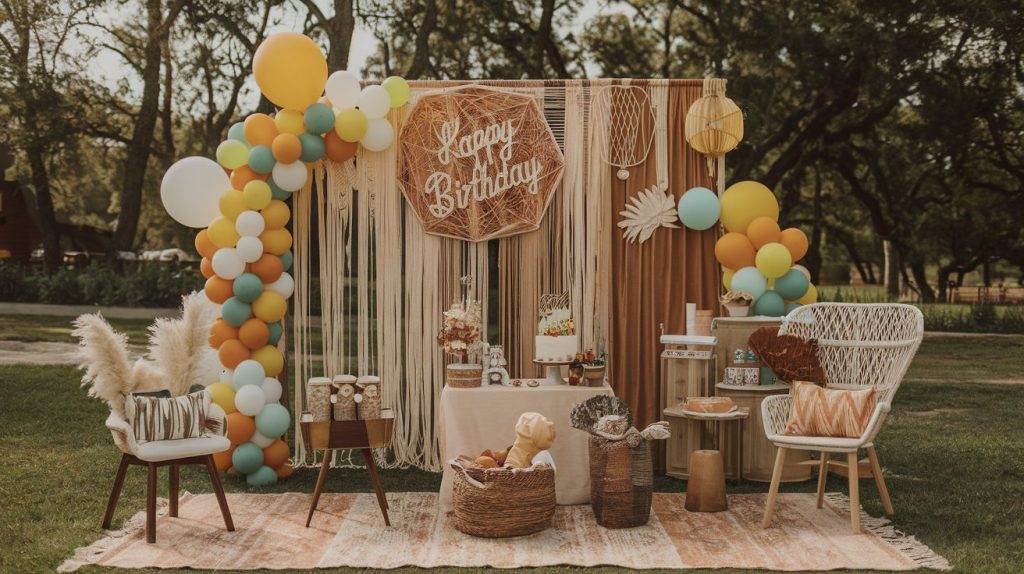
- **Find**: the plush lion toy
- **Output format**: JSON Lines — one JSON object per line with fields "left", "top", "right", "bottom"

{"left": 504, "top": 412, "right": 556, "bottom": 468}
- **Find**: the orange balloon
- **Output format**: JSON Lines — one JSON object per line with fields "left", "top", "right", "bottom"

{"left": 204, "top": 276, "right": 234, "bottom": 304}
{"left": 261, "top": 200, "right": 290, "bottom": 229}
{"left": 226, "top": 412, "right": 256, "bottom": 445}
{"left": 200, "top": 257, "right": 215, "bottom": 279}
{"left": 238, "top": 318, "right": 270, "bottom": 350}
{"left": 194, "top": 229, "right": 216, "bottom": 259}
{"left": 209, "top": 318, "right": 240, "bottom": 349}
{"left": 780, "top": 227, "right": 809, "bottom": 262}
{"left": 262, "top": 439, "right": 290, "bottom": 469}
{"left": 243, "top": 113, "right": 278, "bottom": 147}
{"left": 714, "top": 232, "right": 757, "bottom": 270}
{"left": 251, "top": 253, "right": 284, "bottom": 283}
{"left": 746, "top": 216, "right": 781, "bottom": 250}
{"left": 218, "top": 338, "right": 250, "bottom": 369}
{"left": 276, "top": 463, "right": 294, "bottom": 479}
{"left": 230, "top": 165, "right": 269, "bottom": 190}
{"left": 324, "top": 129, "right": 357, "bottom": 163}
{"left": 213, "top": 446, "right": 235, "bottom": 471}
{"left": 271, "top": 133, "right": 302, "bottom": 163}
{"left": 260, "top": 228, "right": 293, "bottom": 255}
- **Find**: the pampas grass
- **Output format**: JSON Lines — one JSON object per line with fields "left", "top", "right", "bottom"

{"left": 71, "top": 313, "right": 137, "bottom": 415}
{"left": 147, "top": 292, "right": 219, "bottom": 397}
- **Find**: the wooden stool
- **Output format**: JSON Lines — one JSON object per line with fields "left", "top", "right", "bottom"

{"left": 685, "top": 449, "right": 727, "bottom": 512}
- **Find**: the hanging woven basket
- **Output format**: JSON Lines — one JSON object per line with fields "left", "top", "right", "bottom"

{"left": 685, "top": 78, "right": 744, "bottom": 158}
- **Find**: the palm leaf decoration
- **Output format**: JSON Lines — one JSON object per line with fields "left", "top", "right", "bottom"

{"left": 617, "top": 183, "right": 679, "bottom": 243}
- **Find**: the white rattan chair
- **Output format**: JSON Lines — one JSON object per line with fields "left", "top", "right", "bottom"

{"left": 760, "top": 303, "right": 924, "bottom": 534}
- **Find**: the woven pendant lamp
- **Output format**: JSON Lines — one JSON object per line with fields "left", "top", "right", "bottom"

{"left": 685, "top": 78, "right": 743, "bottom": 180}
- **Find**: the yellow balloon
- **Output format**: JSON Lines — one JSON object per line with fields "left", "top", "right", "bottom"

{"left": 208, "top": 216, "right": 240, "bottom": 248}
{"left": 253, "top": 291, "right": 288, "bottom": 323}
{"left": 207, "top": 382, "right": 237, "bottom": 415}
{"left": 381, "top": 76, "right": 410, "bottom": 107}
{"left": 261, "top": 200, "right": 290, "bottom": 229}
{"left": 260, "top": 228, "right": 293, "bottom": 255}
{"left": 796, "top": 283, "right": 818, "bottom": 305}
{"left": 251, "top": 345, "right": 284, "bottom": 377}
{"left": 722, "top": 268, "right": 735, "bottom": 291}
{"left": 252, "top": 32, "right": 327, "bottom": 111}
{"left": 275, "top": 109, "right": 305, "bottom": 135}
{"left": 243, "top": 180, "right": 272, "bottom": 210}
{"left": 335, "top": 108, "right": 368, "bottom": 142}
{"left": 755, "top": 242, "right": 793, "bottom": 279}
{"left": 219, "top": 190, "right": 247, "bottom": 220}
{"left": 720, "top": 181, "right": 779, "bottom": 233}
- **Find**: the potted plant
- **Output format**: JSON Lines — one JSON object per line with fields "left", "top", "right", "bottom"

{"left": 720, "top": 290, "right": 754, "bottom": 317}
{"left": 582, "top": 349, "right": 607, "bottom": 385}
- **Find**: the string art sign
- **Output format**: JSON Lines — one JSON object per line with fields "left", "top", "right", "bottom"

{"left": 397, "top": 85, "right": 565, "bottom": 241}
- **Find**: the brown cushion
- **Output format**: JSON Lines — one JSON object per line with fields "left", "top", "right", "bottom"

{"left": 784, "top": 382, "right": 878, "bottom": 438}
{"left": 747, "top": 326, "right": 825, "bottom": 386}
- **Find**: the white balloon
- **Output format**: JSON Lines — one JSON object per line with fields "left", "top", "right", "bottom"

{"left": 261, "top": 377, "right": 283, "bottom": 403}
{"left": 358, "top": 85, "right": 391, "bottom": 120}
{"left": 266, "top": 272, "right": 294, "bottom": 299}
{"left": 234, "top": 384, "right": 267, "bottom": 416}
{"left": 211, "top": 247, "right": 245, "bottom": 279}
{"left": 236, "top": 235, "right": 264, "bottom": 263}
{"left": 160, "top": 157, "right": 230, "bottom": 228}
{"left": 272, "top": 161, "right": 308, "bottom": 192}
{"left": 250, "top": 430, "right": 275, "bottom": 448}
{"left": 793, "top": 264, "right": 812, "bottom": 281}
{"left": 235, "top": 210, "right": 266, "bottom": 237}
{"left": 326, "top": 70, "right": 361, "bottom": 109}
{"left": 361, "top": 118, "right": 395, "bottom": 152}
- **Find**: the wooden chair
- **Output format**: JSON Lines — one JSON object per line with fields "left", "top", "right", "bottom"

{"left": 760, "top": 303, "right": 923, "bottom": 533}
{"left": 102, "top": 394, "right": 235, "bottom": 543}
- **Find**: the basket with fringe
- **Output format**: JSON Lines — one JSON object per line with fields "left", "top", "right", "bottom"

{"left": 588, "top": 436, "right": 654, "bottom": 528}
{"left": 450, "top": 458, "right": 556, "bottom": 538}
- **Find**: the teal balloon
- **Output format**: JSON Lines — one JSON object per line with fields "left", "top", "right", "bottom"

{"left": 255, "top": 403, "right": 291, "bottom": 439}
{"left": 228, "top": 122, "right": 249, "bottom": 146}
{"left": 267, "top": 321, "right": 283, "bottom": 346}
{"left": 268, "top": 178, "right": 291, "bottom": 200}
{"left": 248, "top": 145, "right": 276, "bottom": 174}
{"left": 784, "top": 302, "right": 802, "bottom": 315}
{"left": 279, "top": 251, "right": 293, "bottom": 272}
{"left": 221, "top": 297, "right": 252, "bottom": 327}
{"left": 233, "top": 359, "right": 266, "bottom": 388}
{"left": 299, "top": 132, "right": 325, "bottom": 162}
{"left": 303, "top": 103, "right": 335, "bottom": 134}
{"left": 677, "top": 186, "right": 721, "bottom": 231}
{"left": 231, "top": 442, "right": 264, "bottom": 474}
{"left": 774, "top": 268, "right": 810, "bottom": 301}
{"left": 232, "top": 272, "right": 264, "bottom": 303}
{"left": 753, "top": 290, "right": 786, "bottom": 317}
{"left": 731, "top": 266, "right": 768, "bottom": 299}
{"left": 246, "top": 465, "right": 278, "bottom": 486}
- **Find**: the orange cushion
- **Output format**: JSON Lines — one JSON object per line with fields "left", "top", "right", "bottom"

{"left": 784, "top": 382, "right": 877, "bottom": 438}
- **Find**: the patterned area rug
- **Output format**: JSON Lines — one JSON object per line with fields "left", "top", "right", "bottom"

{"left": 60, "top": 492, "right": 949, "bottom": 571}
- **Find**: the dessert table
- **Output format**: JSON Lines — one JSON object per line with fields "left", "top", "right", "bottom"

{"left": 437, "top": 382, "right": 613, "bottom": 507}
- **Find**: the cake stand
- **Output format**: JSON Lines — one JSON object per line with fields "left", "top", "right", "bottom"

{"left": 533, "top": 360, "right": 571, "bottom": 385}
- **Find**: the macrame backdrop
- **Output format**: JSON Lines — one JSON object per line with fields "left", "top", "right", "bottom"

{"left": 290, "top": 79, "right": 722, "bottom": 471}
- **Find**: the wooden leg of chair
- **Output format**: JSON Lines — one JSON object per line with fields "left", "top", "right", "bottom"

{"left": 847, "top": 452, "right": 861, "bottom": 534}
{"left": 362, "top": 448, "right": 391, "bottom": 525}
{"left": 816, "top": 452, "right": 829, "bottom": 509}
{"left": 866, "top": 446, "right": 894, "bottom": 517}
{"left": 168, "top": 464, "right": 179, "bottom": 518}
{"left": 204, "top": 456, "right": 234, "bottom": 532}
{"left": 761, "top": 447, "right": 787, "bottom": 529}
{"left": 146, "top": 463, "right": 157, "bottom": 543}
{"left": 102, "top": 454, "right": 131, "bottom": 529}
{"left": 306, "top": 450, "right": 331, "bottom": 527}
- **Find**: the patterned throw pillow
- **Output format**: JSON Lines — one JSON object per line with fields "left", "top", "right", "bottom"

{"left": 124, "top": 391, "right": 209, "bottom": 442}
{"left": 784, "top": 382, "right": 877, "bottom": 438}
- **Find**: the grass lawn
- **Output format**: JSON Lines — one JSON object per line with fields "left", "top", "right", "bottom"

{"left": 1, "top": 337, "right": 1023, "bottom": 573}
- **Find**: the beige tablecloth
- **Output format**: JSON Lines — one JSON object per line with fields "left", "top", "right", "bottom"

{"left": 437, "top": 383, "right": 614, "bottom": 507}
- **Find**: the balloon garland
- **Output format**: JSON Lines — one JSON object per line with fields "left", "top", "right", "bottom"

{"left": 160, "top": 32, "right": 409, "bottom": 485}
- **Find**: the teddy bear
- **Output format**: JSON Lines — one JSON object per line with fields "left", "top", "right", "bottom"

{"left": 504, "top": 412, "right": 556, "bottom": 468}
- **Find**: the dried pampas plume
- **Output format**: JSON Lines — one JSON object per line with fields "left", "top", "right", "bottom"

{"left": 148, "top": 292, "right": 219, "bottom": 397}
{"left": 72, "top": 313, "right": 135, "bottom": 415}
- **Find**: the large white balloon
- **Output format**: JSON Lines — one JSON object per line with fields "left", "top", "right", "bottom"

{"left": 236, "top": 236, "right": 264, "bottom": 263}
{"left": 261, "top": 377, "right": 283, "bottom": 403}
{"left": 361, "top": 118, "right": 395, "bottom": 152}
{"left": 266, "top": 272, "right": 294, "bottom": 299}
{"left": 326, "top": 70, "right": 361, "bottom": 109}
{"left": 160, "top": 157, "right": 229, "bottom": 228}
{"left": 272, "top": 161, "right": 308, "bottom": 192}
{"left": 211, "top": 247, "right": 245, "bottom": 279}
{"left": 358, "top": 85, "right": 391, "bottom": 119}
{"left": 235, "top": 210, "right": 266, "bottom": 237}
{"left": 235, "top": 384, "right": 267, "bottom": 416}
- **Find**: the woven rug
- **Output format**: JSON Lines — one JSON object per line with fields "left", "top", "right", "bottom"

{"left": 60, "top": 492, "right": 950, "bottom": 571}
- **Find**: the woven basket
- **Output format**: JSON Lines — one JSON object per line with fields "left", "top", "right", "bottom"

{"left": 450, "top": 456, "right": 556, "bottom": 538}
{"left": 446, "top": 364, "right": 483, "bottom": 388}
{"left": 588, "top": 436, "right": 654, "bottom": 528}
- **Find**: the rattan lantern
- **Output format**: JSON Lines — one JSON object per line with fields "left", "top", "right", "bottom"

{"left": 685, "top": 78, "right": 743, "bottom": 178}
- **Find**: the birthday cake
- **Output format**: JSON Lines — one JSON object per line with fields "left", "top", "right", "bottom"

{"left": 535, "top": 305, "right": 577, "bottom": 362}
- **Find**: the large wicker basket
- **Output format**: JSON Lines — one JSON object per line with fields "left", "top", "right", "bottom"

{"left": 589, "top": 436, "right": 654, "bottom": 528}
{"left": 450, "top": 454, "right": 556, "bottom": 538}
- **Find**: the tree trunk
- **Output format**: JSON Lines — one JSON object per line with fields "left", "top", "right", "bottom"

{"left": 805, "top": 169, "right": 823, "bottom": 283}
{"left": 909, "top": 261, "right": 935, "bottom": 303}
{"left": 937, "top": 265, "right": 954, "bottom": 303}
{"left": 26, "top": 151, "right": 62, "bottom": 271}
{"left": 883, "top": 240, "right": 899, "bottom": 300}
{"left": 326, "top": 0, "right": 355, "bottom": 71}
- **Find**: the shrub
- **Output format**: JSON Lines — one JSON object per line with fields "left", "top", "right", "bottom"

{"left": 0, "top": 262, "right": 203, "bottom": 308}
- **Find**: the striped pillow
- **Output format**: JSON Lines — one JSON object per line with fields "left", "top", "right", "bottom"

{"left": 784, "top": 382, "right": 877, "bottom": 438}
{"left": 125, "top": 391, "right": 209, "bottom": 442}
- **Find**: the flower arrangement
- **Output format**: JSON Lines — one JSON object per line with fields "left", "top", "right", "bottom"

{"left": 538, "top": 307, "right": 575, "bottom": 336}
{"left": 720, "top": 290, "right": 754, "bottom": 317}
{"left": 437, "top": 300, "right": 482, "bottom": 362}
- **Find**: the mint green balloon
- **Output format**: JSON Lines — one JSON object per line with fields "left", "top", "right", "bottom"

{"left": 278, "top": 251, "right": 293, "bottom": 272}
{"left": 232, "top": 272, "right": 263, "bottom": 303}
{"left": 303, "top": 103, "right": 335, "bottom": 134}
{"left": 268, "top": 178, "right": 291, "bottom": 200}
{"left": 248, "top": 145, "right": 276, "bottom": 174}
{"left": 731, "top": 266, "right": 768, "bottom": 299}
{"left": 255, "top": 403, "right": 290, "bottom": 439}
{"left": 221, "top": 297, "right": 252, "bottom": 327}
{"left": 784, "top": 302, "right": 802, "bottom": 315}
{"left": 267, "top": 321, "right": 283, "bottom": 346}
{"left": 231, "top": 442, "right": 264, "bottom": 474}
{"left": 752, "top": 290, "right": 785, "bottom": 317}
{"left": 677, "top": 186, "right": 721, "bottom": 231}
{"left": 228, "top": 122, "right": 249, "bottom": 146}
{"left": 217, "top": 140, "right": 249, "bottom": 170}
{"left": 246, "top": 465, "right": 278, "bottom": 486}
{"left": 299, "top": 132, "right": 325, "bottom": 162}
{"left": 774, "top": 268, "right": 810, "bottom": 301}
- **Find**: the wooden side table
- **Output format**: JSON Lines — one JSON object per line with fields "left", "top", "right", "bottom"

{"left": 714, "top": 384, "right": 812, "bottom": 482}
{"left": 663, "top": 406, "right": 748, "bottom": 481}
